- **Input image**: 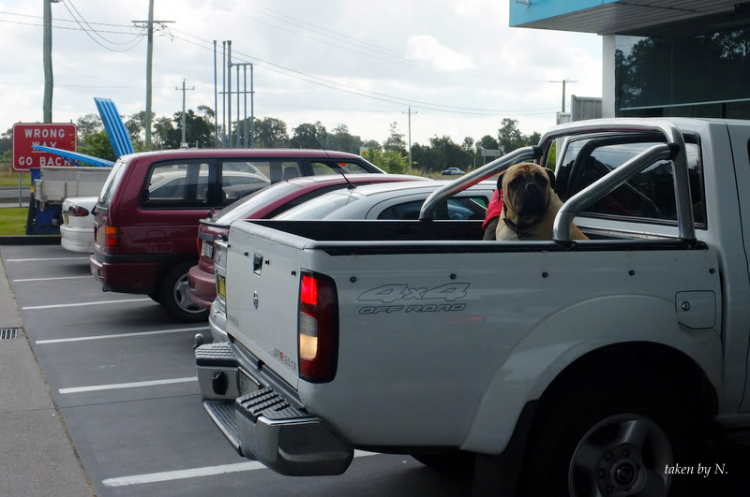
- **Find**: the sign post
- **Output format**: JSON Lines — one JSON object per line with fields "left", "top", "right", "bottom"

{"left": 11, "top": 123, "right": 77, "bottom": 171}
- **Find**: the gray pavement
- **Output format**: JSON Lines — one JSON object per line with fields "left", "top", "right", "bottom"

{"left": 0, "top": 245, "right": 94, "bottom": 496}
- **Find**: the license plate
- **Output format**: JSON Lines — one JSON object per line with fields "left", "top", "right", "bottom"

{"left": 217, "top": 275, "right": 226, "bottom": 299}
{"left": 201, "top": 240, "right": 214, "bottom": 258}
{"left": 239, "top": 368, "right": 260, "bottom": 396}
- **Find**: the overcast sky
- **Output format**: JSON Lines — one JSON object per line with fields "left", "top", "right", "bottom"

{"left": 0, "top": 0, "right": 602, "bottom": 147}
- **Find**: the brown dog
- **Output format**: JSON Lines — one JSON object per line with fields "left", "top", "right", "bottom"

{"left": 494, "top": 163, "right": 588, "bottom": 241}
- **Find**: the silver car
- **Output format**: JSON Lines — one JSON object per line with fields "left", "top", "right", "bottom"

{"left": 274, "top": 180, "right": 494, "bottom": 221}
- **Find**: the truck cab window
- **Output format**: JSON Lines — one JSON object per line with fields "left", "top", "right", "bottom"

{"left": 556, "top": 138, "right": 706, "bottom": 227}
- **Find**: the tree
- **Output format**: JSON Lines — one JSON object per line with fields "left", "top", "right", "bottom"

{"left": 497, "top": 118, "right": 525, "bottom": 155}
{"left": 289, "top": 122, "right": 328, "bottom": 149}
{"left": 152, "top": 116, "right": 175, "bottom": 149}
{"left": 0, "top": 128, "right": 11, "bottom": 156}
{"left": 383, "top": 121, "right": 407, "bottom": 154}
{"left": 125, "top": 111, "right": 152, "bottom": 150}
{"left": 254, "top": 117, "right": 289, "bottom": 148}
{"left": 76, "top": 114, "right": 103, "bottom": 144}
{"left": 328, "top": 124, "right": 363, "bottom": 154}
{"left": 78, "top": 130, "right": 116, "bottom": 161}
{"left": 173, "top": 109, "right": 213, "bottom": 148}
{"left": 381, "top": 149, "right": 409, "bottom": 174}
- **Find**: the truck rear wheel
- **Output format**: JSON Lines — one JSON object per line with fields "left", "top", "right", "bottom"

{"left": 520, "top": 377, "right": 702, "bottom": 497}
{"left": 159, "top": 261, "right": 209, "bottom": 323}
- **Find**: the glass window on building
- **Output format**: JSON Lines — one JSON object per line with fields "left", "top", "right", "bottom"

{"left": 615, "top": 26, "right": 750, "bottom": 119}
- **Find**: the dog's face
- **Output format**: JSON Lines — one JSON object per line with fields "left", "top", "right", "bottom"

{"left": 498, "top": 163, "right": 556, "bottom": 219}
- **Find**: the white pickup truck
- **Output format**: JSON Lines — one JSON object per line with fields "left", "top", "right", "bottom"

{"left": 196, "top": 118, "right": 750, "bottom": 496}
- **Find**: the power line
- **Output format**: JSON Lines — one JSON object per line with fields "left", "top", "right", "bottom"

{"left": 214, "top": 0, "right": 546, "bottom": 83}
{"left": 58, "top": 0, "right": 144, "bottom": 52}
{"left": 170, "top": 29, "right": 556, "bottom": 117}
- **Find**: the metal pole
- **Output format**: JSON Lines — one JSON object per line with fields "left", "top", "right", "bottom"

{"left": 407, "top": 106, "right": 412, "bottom": 168}
{"left": 181, "top": 79, "right": 187, "bottom": 146}
{"left": 213, "top": 40, "right": 218, "bottom": 148}
{"left": 250, "top": 63, "right": 254, "bottom": 148}
{"left": 562, "top": 79, "right": 567, "bottom": 113}
{"left": 18, "top": 173, "right": 22, "bottom": 207}
{"left": 236, "top": 65, "right": 240, "bottom": 148}
{"left": 227, "top": 40, "right": 232, "bottom": 148}
{"left": 222, "top": 41, "right": 226, "bottom": 147}
{"left": 243, "top": 65, "right": 248, "bottom": 148}
{"left": 43, "top": 0, "right": 55, "bottom": 123}
{"left": 145, "top": 0, "right": 154, "bottom": 148}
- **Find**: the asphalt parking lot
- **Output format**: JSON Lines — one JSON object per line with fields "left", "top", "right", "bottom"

{"left": 1, "top": 243, "right": 472, "bottom": 497}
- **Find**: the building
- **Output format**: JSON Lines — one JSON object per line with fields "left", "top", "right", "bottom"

{"left": 510, "top": 1, "right": 750, "bottom": 120}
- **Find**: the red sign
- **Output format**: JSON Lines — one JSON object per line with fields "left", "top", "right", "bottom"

{"left": 12, "top": 123, "right": 78, "bottom": 171}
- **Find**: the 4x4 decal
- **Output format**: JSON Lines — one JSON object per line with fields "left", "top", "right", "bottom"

{"left": 357, "top": 283, "right": 469, "bottom": 314}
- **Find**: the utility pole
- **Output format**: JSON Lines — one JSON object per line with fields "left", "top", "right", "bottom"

{"left": 213, "top": 40, "right": 218, "bottom": 148}
{"left": 43, "top": 0, "right": 61, "bottom": 123}
{"left": 227, "top": 40, "right": 232, "bottom": 148}
{"left": 175, "top": 79, "right": 195, "bottom": 147}
{"left": 402, "top": 106, "right": 417, "bottom": 168}
{"left": 133, "top": 4, "right": 174, "bottom": 149}
{"left": 550, "top": 79, "right": 577, "bottom": 113}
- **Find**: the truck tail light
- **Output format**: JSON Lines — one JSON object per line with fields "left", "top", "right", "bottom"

{"left": 68, "top": 205, "right": 90, "bottom": 217}
{"left": 104, "top": 225, "right": 118, "bottom": 248}
{"left": 298, "top": 272, "right": 338, "bottom": 383}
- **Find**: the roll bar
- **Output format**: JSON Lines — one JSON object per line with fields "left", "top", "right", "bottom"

{"left": 418, "top": 119, "right": 696, "bottom": 243}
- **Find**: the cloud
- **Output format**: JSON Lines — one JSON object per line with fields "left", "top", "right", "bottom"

{"left": 405, "top": 35, "right": 475, "bottom": 72}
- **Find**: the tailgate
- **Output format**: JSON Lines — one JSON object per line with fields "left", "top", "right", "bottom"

{"left": 225, "top": 221, "right": 306, "bottom": 389}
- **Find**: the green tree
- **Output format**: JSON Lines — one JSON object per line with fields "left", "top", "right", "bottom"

{"left": 328, "top": 124, "right": 363, "bottom": 154}
{"left": 289, "top": 122, "right": 328, "bottom": 149}
{"left": 380, "top": 149, "right": 409, "bottom": 174}
{"left": 76, "top": 114, "right": 103, "bottom": 144}
{"left": 173, "top": 109, "right": 213, "bottom": 148}
{"left": 383, "top": 121, "right": 407, "bottom": 154}
{"left": 497, "top": 118, "right": 525, "bottom": 154}
{"left": 254, "top": 117, "right": 289, "bottom": 148}
{"left": 78, "top": 130, "right": 116, "bottom": 161}
{"left": 0, "top": 128, "right": 11, "bottom": 156}
{"left": 152, "top": 116, "right": 175, "bottom": 149}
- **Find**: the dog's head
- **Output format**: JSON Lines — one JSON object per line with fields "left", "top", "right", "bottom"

{"left": 497, "top": 163, "right": 556, "bottom": 219}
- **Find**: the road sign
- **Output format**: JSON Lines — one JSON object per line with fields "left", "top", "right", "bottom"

{"left": 12, "top": 123, "right": 77, "bottom": 171}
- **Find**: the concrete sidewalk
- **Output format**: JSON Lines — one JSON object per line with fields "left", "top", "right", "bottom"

{"left": 0, "top": 249, "right": 93, "bottom": 496}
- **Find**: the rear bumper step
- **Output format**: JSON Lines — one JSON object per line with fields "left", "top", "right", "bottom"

{"left": 197, "top": 343, "right": 353, "bottom": 476}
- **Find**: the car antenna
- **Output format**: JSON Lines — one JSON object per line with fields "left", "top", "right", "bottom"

{"left": 312, "top": 132, "right": 356, "bottom": 190}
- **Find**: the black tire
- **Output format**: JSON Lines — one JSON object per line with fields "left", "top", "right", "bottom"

{"left": 159, "top": 261, "right": 209, "bottom": 323}
{"left": 520, "top": 375, "right": 704, "bottom": 497}
{"left": 148, "top": 291, "right": 161, "bottom": 304}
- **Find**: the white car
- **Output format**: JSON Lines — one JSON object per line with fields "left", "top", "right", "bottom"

{"left": 274, "top": 180, "right": 495, "bottom": 221}
{"left": 60, "top": 196, "right": 98, "bottom": 253}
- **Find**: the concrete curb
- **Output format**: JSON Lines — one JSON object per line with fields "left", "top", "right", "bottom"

{"left": 0, "top": 248, "right": 94, "bottom": 496}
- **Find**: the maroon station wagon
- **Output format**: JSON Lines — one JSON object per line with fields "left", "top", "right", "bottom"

{"left": 89, "top": 148, "right": 384, "bottom": 322}
{"left": 188, "top": 173, "right": 425, "bottom": 309}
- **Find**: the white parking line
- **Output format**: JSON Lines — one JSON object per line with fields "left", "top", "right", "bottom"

{"left": 36, "top": 326, "right": 209, "bottom": 344}
{"left": 5, "top": 257, "right": 90, "bottom": 262}
{"left": 101, "top": 451, "right": 378, "bottom": 487}
{"left": 13, "top": 275, "right": 92, "bottom": 283}
{"left": 59, "top": 377, "right": 197, "bottom": 394}
{"left": 22, "top": 298, "right": 151, "bottom": 310}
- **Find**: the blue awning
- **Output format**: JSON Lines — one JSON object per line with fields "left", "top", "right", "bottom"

{"left": 510, "top": 0, "right": 742, "bottom": 35}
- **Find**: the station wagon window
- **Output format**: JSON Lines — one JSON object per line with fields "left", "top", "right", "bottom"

{"left": 311, "top": 160, "right": 370, "bottom": 175}
{"left": 556, "top": 137, "right": 706, "bottom": 228}
{"left": 219, "top": 160, "right": 273, "bottom": 204}
{"left": 377, "top": 197, "right": 487, "bottom": 220}
{"left": 144, "top": 161, "right": 210, "bottom": 207}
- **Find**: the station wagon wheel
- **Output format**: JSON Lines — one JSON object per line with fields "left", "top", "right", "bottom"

{"left": 159, "top": 261, "right": 209, "bottom": 323}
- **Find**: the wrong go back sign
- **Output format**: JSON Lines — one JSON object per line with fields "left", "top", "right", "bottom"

{"left": 12, "top": 123, "right": 77, "bottom": 171}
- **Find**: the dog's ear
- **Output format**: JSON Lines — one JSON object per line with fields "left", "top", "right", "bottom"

{"left": 545, "top": 168, "right": 556, "bottom": 192}
{"left": 496, "top": 171, "right": 505, "bottom": 192}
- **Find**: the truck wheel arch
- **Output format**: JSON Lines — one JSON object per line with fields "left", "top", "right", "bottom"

{"left": 461, "top": 295, "right": 721, "bottom": 455}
